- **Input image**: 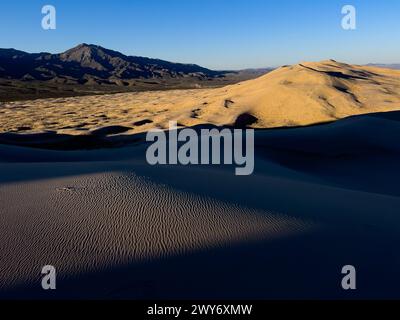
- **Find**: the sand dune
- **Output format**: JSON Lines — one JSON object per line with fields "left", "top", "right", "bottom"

{"left": 1, "top": 111, "right": 400, "bottom": 298}
{"left": 0, "top": 171, "right": 313, "bottom": 292}
{"left": 1, "top": 60, "right": 399, "bottom": 136}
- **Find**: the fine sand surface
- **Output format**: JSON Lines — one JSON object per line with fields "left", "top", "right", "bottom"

{"left": 1, "top": 60, "right": 400, "bottom": 136}
{"left": 1, "top": 111, "right": 400, "bottom": 299}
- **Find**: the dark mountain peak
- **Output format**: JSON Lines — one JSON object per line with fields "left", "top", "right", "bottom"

{"left": 75, "top": 43, "right": 92, "bottom": 48}
{"left": 66, "top": 43, "right": 101, "bottom": 50}
{"left": 62, "top": 43, "right": 102, "bottom": 57}
{"left": 62, "top": 43, "right": 127, "bottom": 58}
{"left": 59, "top": 44, "right": 131, "bottom": 72}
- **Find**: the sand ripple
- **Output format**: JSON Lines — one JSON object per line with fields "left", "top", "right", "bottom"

{"left": 0, "top": 172, "right": 313, "bottom": 290}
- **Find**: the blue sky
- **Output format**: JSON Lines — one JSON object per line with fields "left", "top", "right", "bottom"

{"left": 0, "top": 0, "right": 399, "bottom": 69}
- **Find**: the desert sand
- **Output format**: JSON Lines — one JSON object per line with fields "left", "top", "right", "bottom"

{"left": 1, "top": 60, "right": 400, "bottom": 137}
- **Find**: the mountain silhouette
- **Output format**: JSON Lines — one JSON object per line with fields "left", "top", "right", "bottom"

{"left": 0, "top": 44, "right": 226, "bottom": 84}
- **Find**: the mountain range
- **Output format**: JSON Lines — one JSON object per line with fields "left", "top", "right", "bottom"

{"left": 0, "top": 43, "right": 228, "bottom": 85}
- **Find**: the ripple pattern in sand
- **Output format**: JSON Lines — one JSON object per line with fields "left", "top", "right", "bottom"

{"left": 0, "top": 172, "right": 314, "bottom": 290}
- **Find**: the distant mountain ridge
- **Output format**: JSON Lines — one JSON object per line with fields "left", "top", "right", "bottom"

{"left": 366, "top": 63, "right": 400, "bottom": 70}
{"left": 0, "top": 43, "right": 227, "bottom": 84}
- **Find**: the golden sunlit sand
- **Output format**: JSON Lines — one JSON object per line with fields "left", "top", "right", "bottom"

{"left": 1, "top": 60, "right": 400, "bottom": 136}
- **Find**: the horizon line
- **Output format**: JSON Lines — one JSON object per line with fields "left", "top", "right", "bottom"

{"left": 1, "top": 43, "right": 399, "bottom": 71}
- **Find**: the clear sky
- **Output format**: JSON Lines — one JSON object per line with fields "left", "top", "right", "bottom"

{"left": 0, "top": 0, "right": 399, "bottom": 70}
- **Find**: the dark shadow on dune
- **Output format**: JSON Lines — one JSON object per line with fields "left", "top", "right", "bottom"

{"left": 234, "top": 113, "right": 258, "bottom": 128}
{"left": 332, "top": 85, "right": 362, "bottom": 104}
{"left": 133, "top": 119, "right": 153, "bottom": 126}
{"left": 299, "top": 64, "right": 368, "bottom": 80}
{"left": 0, "top": 130, "right": 146, "bottom": 150}
{"left": 90, "top": 125, "right": 132, "bottom": 136}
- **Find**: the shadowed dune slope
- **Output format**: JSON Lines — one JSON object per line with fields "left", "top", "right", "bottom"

{"left": 1, "top": 111, "right": 400, "bottom": 298}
